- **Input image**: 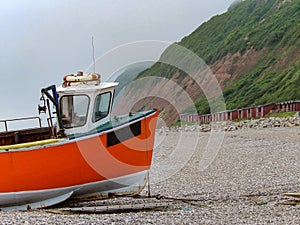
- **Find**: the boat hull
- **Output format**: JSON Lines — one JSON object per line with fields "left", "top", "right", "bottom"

{"left": 0, "top": 110, "right": 158, "bottom": 210}
{"left": 0, "top": 171, "right": 148, "bottom": 210}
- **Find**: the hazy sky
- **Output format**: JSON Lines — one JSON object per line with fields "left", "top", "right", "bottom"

{"left": 0, "top": 0, "right": 233, "bottom": 125}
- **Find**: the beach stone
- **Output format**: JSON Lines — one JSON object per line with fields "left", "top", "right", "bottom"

{"left": 193, "top": 116, "right": 300, "bottom": 132}
{"left": 0, "top": 127, "right": 300, "bottom": 224}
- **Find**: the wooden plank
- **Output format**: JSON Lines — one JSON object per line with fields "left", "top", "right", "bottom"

{"left": 58, "top": 202, "right": 172, "bottom": 214}
{"left": 280, "top": 200, "right": 300, "bottom": 206}
{"left": 284, "top": 193, "right": 300, "bottom": 198}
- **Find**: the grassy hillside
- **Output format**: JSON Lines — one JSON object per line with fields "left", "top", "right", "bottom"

{"left": 180, "top": 0, "right": 300, "bottom": 65}
{"left": 135, "top": 0, "right": 300, "bottom": 116}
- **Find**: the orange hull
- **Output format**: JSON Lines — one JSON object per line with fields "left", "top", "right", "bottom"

{"left": 0, "top": 110, "right": 158, "bottom": 209}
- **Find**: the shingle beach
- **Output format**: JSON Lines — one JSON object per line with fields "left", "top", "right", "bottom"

{"left": 0, "top": 126, "right": 299, "bottom": 224}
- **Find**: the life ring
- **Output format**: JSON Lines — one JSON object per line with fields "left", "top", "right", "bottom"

{"left": 62, "top": 72, "right": 101, "bottom": 87}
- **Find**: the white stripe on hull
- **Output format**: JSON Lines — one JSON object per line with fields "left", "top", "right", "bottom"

{"left": 0, "top": 171, "right": 148, "bottom": 210}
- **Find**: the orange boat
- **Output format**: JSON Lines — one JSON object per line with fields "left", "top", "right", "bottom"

{"left": 0, "top": 72, "right": 158, "bottom": 210}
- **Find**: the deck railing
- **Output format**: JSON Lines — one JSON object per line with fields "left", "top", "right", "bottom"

{"left": 0, "top": 117, "right": 42, "bottom": 132}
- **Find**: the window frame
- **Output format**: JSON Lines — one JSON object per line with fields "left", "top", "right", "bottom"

{"left": 92, "top": 91, "right": 112, "bottom": 123}
{"left": 60, "top": 94, "right": 90, "bottom": 129}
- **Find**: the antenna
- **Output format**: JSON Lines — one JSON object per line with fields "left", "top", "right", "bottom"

{"left": 92, "top": 36, "right": 96, "bottom": 73}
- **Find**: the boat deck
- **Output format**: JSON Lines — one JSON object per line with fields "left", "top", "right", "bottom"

{"left": 0, "top": 110, "right": 156, "bottom": 147}
{"left": 0, "top": 127, "right": 53, "bottom": 147}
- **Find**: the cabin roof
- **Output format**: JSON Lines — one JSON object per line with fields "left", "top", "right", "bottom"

{"left": 57, "top": 82, "right": 119, "bottom": 94}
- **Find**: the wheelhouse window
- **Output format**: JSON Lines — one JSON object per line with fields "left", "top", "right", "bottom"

{"left": 93, "top": 92, "right": 111, "bottom": 122}
{"left": 60, "top": 95, "right": 89, "bottom": 128}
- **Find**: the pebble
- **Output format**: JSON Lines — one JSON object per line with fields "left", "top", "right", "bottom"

{"left": 0, "top": 126, "right": 299, "bottom": 224}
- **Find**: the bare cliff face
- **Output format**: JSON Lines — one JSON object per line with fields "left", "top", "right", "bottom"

{"left": 211, "top": 49, "right": 268, "bottom": 85}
